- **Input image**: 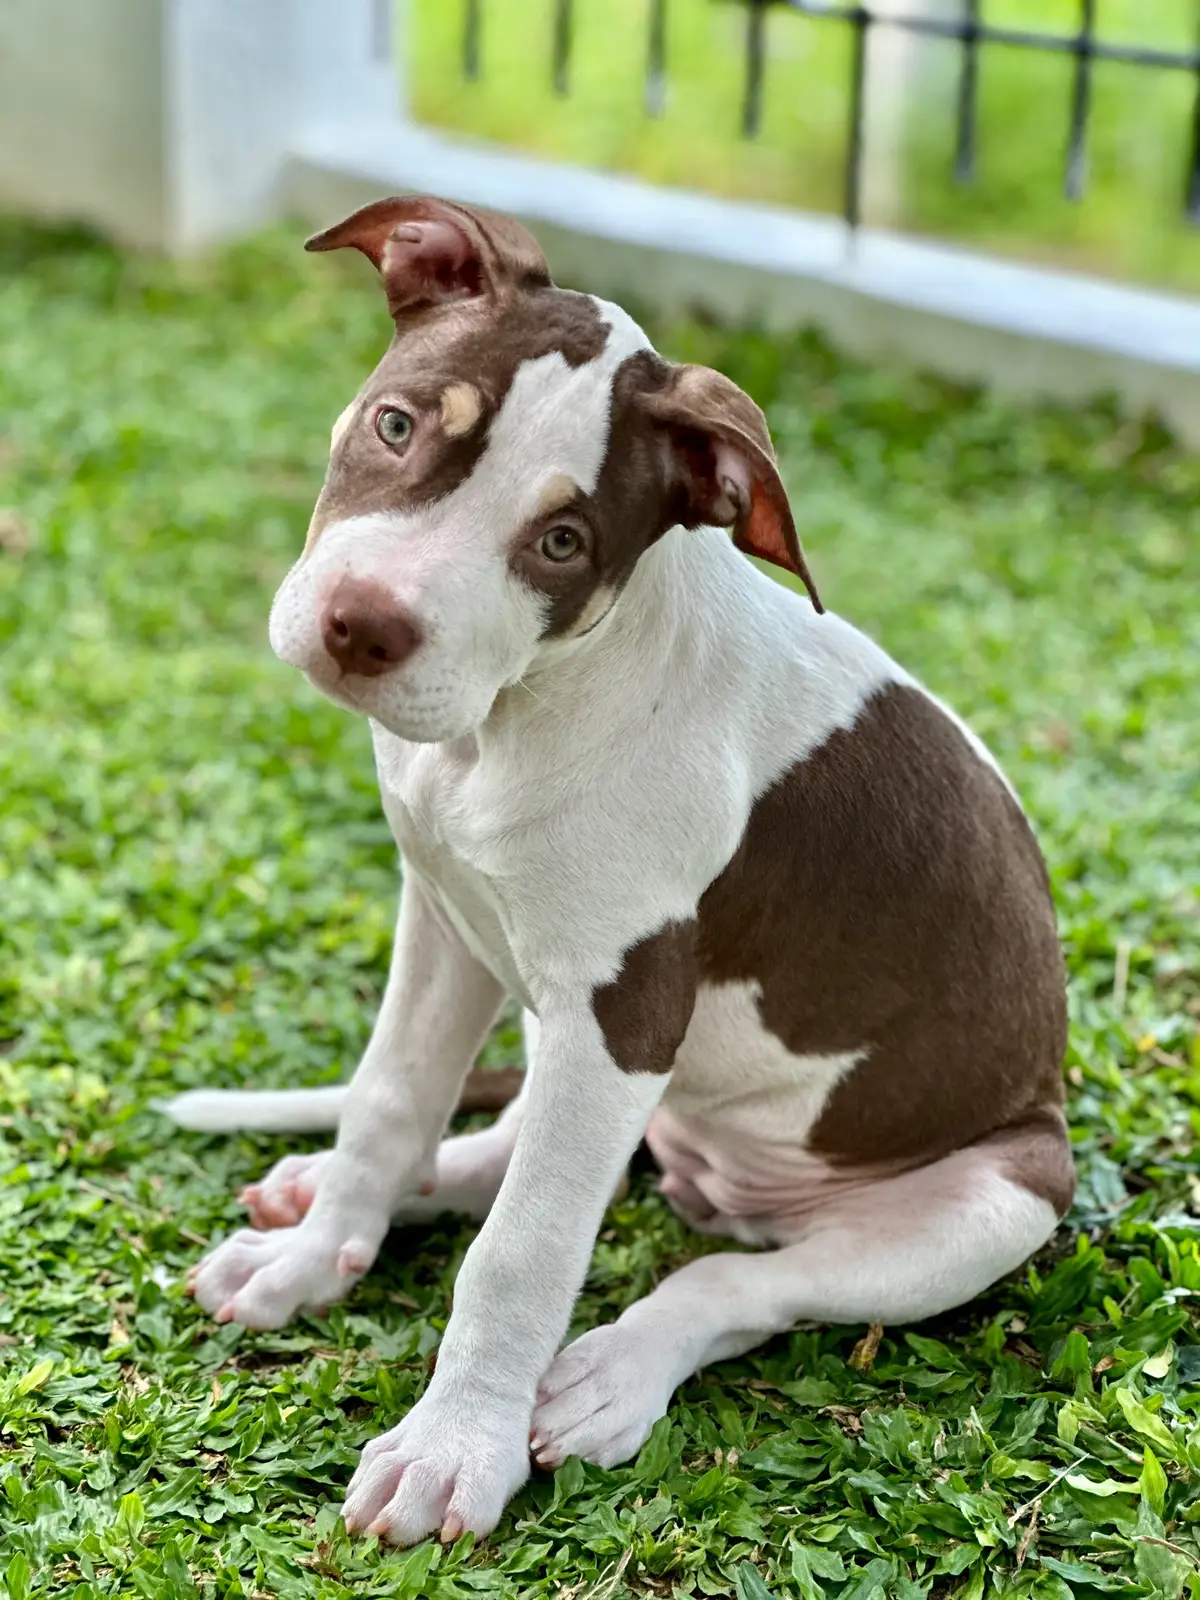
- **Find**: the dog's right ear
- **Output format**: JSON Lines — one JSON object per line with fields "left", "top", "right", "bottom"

{"left": 304, "top": 195, "right": 551, "bottom": 321}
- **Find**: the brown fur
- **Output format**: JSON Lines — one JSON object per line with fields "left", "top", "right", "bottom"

{"left": 695, "top": 683, "right": 1069, "bottom": 1190}
{"left": 592, "top": 922, "right": 698, "bottom": 1075}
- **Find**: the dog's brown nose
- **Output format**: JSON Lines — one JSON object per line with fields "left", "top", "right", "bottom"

{"left": 321, "top": 579, "right": 420, "bottom": 677}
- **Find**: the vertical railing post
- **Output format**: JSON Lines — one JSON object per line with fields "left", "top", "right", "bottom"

{"left": 1064, "top": 0, "right": 1096, "bottom": 200}
{"left": 462, "top": 0, "right": 481, "bottom": 80}
{"left": 645, "top": 0, "right": 668, "bottom": 117}
{"left": 741, "top": 0, "right": 768, "bottom": 138}
{"left": 1187, "top": 4, "right": 1200, "bottom": 221}
{"left": 844, "top": 6, "right": 871, "bottom": 231}
{"left": 954, "top": 0, "right": 981, "bottom": 184}
{"left": 552, "top": 0, "right": 574, "bottom": 95}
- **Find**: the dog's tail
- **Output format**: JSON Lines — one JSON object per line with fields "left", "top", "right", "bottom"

{"left": 154, "top": 1065, "right": 525, "bottom": 1134}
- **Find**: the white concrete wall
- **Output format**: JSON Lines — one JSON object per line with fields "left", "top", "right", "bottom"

{"left": 0, "top": 0, "right": 398, "bottom": 251}
{"left": 0, "top": 0, "right": 167, "bottom": 249}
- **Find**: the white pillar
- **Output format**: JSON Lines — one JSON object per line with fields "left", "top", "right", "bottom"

{"left": 0, "top": 0, "right": 168, "bottom": 249}
{"left": 0, "top": 0, "right": 402, "bottom": 252}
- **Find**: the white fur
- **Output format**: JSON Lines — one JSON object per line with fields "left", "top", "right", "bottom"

{"left": 176, "top": 296, "right": 1049, "bottom": 1546}
{"left": 268, "top": 301, "right": 651, "bottom": 744}
{"left": 156, "top": 1084, "right": 346, "bottom": 1133}
{"left": 530, "top": 1150, "right": 1055, "bottom": 1468}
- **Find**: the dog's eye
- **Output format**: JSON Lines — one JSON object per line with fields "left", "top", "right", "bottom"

{"left": 376, "top": 408, "right": 414, "bottom": 450}
{"left": 539, "top": 526, "right": 582, "bottom": 563}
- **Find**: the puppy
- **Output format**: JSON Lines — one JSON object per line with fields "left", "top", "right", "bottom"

{"left": 164, "top": 195, "right": 1070, "bottom": 1547}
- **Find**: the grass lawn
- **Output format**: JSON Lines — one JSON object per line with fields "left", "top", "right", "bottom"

{"left": 411, "top": 0, "right": 1200, "bottom": 292}
{"left": 2, "top": 220, "right": 1200, "bottom": 1599}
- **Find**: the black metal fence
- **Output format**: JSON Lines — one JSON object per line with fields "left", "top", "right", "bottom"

{"left": 458, "top": 0, "right": 1200, "bottom": 231}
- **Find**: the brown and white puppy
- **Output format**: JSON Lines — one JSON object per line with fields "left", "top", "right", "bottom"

{"left": 163, "top": 196, "right": 1070, "bottom": 1548}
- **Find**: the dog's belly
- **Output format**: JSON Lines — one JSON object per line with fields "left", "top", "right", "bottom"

{"left": 649, "top": 981, "right": 870, "bottom": 1243}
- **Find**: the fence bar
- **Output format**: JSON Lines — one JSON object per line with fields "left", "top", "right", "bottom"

{"left": 953, "top": 0, "right": 980, "bottom": 184}
{"left": 774, "top": 0, "right": 1200, "bottom": 71}
{"left": 462, "top": 0, "right": 481, "bottom": 80}
{"left": 1189, "top": 14, "right": 1200, "bottom": 222}
{"left": 645, "top": 0, "right": 668, "bottom": 117}
{"left": 843, "top": 6, "right": 869, "bottom": 229}
{"left": 1064, "top": 0, "right": 1096, "bottom": 200}
{"left": 742, "top": 0, "right": 768, "bottom": 137}
{"left": 552, "top": 0, "right": 573, "bottom": 96}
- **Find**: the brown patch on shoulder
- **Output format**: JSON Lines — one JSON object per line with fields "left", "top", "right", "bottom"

{"left": 697, "top": 683, "right": 1068, "bottom": 1167}
{"left": 440, "top": 382, "right": 483, "bottom": 438}
{"left": 982, "top": 1108, "right": 1075, "bottom": 1218}
{"left": 593, "top": 921, "right": 698, "bottom": 1073}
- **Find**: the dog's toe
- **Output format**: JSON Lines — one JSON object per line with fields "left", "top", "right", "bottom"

{"left": 343, "top": 1402, "right": 528, "bottom": 1547}
{"left": 532, "top": 1325, "right": 670, "bottom": 1470}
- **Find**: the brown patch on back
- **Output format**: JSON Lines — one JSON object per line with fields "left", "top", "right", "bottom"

{"left": 696, "top": 683, "right": 1068, "bottom": 1168}
{"left": 981, "top": 1109, "right": 1075, "bottom": 1217}
{"left": 593, "top": 921, "right": 698, "bottom": 1074}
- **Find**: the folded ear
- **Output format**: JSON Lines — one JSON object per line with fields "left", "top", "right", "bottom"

{"left": 639, "top": 364, "right": 822, "bottom": 611}
{"left": 304, "top": 194, "right": 551, "bottom": 321}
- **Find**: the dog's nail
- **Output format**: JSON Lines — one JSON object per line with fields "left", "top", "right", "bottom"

{"left": 536, "top": 1449, "right": 557, "bottom": 1466}
{"left": 441, "top": 1516, "right": 463, "bottom": 1543}
{"left": 214, "top": 1304, "right": 235, "bottom": 1324}
{"left": 366, "top": 1518, "right": 389, "bottom": 1538}
{"left": 529, "top": 1434, "right": 544, "bottom": 1451}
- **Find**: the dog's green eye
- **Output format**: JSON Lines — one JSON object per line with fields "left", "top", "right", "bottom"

{"left": 376, "top": 408, "right": 413, "bottom": 450}
{"left": 540, "top": 526, "right": 582, "bottom": 563}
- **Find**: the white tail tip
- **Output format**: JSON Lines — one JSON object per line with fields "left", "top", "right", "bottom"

{"left": 153, "top": 1085, "right": 348, "bottom": 1134}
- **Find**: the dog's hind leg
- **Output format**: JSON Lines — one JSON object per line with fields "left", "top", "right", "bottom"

{"left": 242, "top": 1090, "right": 528, "bottom": 1229}
{"left": 241, "top": 1024, "right": 536, "bottom": 1229}
{"left": 530, "top": 1117, "right": 1070, "bottom": 1469}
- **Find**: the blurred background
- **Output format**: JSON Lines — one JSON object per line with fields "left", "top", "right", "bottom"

{"left": 2, "top": 4, "right": 1199, "bottom": 1597}
{"left": 3, "top": 0, "right": 1200, "bottom": 430}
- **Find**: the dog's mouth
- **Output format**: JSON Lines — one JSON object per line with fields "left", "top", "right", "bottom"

{"left": 301, "top": 660, "right": 373, "bottom": 715}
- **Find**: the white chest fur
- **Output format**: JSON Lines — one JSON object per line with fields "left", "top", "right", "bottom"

{"left": 372, "top": 728, "right": 533, "bottom": 1006}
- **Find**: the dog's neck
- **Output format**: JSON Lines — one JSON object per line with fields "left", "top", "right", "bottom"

{"left": 479, "top": 524, "right": 701, "bottom": 743}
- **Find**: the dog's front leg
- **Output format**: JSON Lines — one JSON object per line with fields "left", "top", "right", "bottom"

{"left": 340, "top": 999, "right": 671, "bottom": 1546}
{"left": 188, "top": 874, "right": 504, "bottom": 1327}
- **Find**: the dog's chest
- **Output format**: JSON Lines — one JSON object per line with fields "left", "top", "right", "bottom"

{"left": 372, "top": 728, "right": 530, "bottom": 1001}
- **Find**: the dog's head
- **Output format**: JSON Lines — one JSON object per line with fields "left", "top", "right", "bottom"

{"left": 269, "top": 195, "right": 821, "bottom": 742}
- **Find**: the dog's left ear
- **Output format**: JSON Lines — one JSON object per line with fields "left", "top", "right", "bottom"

{"left": 640, "top": 364, "right": 823, "bottom": 611}
{"left": 304, "top": 194, "right": 551, "bottom": 321}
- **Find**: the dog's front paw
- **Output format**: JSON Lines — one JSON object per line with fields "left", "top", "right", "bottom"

{"left": 530, "top": 1324, "right": 673, "bottom": 1469}
{"left": 342, "top": 1392, "right": 531, "bottom": 1546}
{"left": 186, "top": 1219, "right": 378, "bottom": 1329}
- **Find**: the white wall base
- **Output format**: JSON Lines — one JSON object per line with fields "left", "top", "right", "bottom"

{"left": 287, "top": 118, "right": 1200, "bottom": 445}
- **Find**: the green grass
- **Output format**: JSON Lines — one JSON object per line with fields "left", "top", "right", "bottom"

{"left": 2, "top": 220, "right": 1200, "bottom": 1599}
{"left": 411, "top": 0, "right": 1200, "bottom": 292}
